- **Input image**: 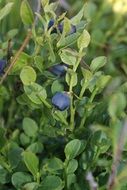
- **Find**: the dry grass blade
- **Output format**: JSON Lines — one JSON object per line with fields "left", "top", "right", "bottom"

{"left": 107, "top": 119, "right": 127, "bottom": 190}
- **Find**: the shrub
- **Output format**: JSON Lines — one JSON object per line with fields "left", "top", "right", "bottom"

{"left": 0, "top": 1, "right": 127, "bottom": 190}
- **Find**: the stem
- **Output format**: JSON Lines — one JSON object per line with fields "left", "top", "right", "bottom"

{"left": 89, "top": 88, "right": 98, "bottom": 103}
{"left": 69, "top": 79, "right": 75, "bottom": 131}
{"left": 79, "top": 88, "right": 98, "bottom": 129}
{"left": 36, "top": 172, "right": 40, "bottom": 184}
{"left": 0, "top": 0, "right": 41, "bottom": 85}
{"left": 79, "top": 82, "right": 88, "bottom": 98}
{"left": 0, "top": 30, "right": 32, "bottom": 85}
{"left": 69, "top": 56, "right": 82, "bottom": 131}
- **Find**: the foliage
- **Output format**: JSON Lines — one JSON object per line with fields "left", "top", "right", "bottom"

{"left": 0, "top": 0, "right": 127, "bottom": 190}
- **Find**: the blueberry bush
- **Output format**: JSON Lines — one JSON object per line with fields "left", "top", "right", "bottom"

{"left": 0, "top": 0, "right": 127, "bottom": 190}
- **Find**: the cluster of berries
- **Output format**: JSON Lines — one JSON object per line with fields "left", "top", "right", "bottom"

{"left": 0, "top": 19, "right": 76, "bottom": 111}
{"left": 48, "top": 19, "right": 76, "bottom": 111}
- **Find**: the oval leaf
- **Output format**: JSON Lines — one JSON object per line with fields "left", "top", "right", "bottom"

{"left": 20, "top": 66, "right": 36, "bottom": 85}
{"left": 64, "top": 139, "right": 81, "bottom": 160}
{"left": 22, "top": 151, "right": 39, "bottom": 178}
{"left": 20, "top": 0, "right": 34, "bottom": 25}
{"left": 77, "top": 29, "right": 90, "bottom": 50}
{"left": 90, "top": 56, "right": 107, "bottom": 72}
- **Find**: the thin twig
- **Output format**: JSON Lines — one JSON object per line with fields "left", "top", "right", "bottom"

{"left": 0, "top": 30, "right": 32, "bottom": 85}
{"left": 107, "top": 119, "right": 127, "bottom": 190}
{"left": 0, "top": 0, "right": 41, "bottom": 85}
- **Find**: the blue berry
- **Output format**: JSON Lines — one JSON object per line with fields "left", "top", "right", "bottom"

{"left": 69, "top": 25, "right": 76, "bottom": 35}
{"left": 48, "top": 63, "right": 68, "bottom": 76}
{"left": 0, "top": 60, "right": 6, "bottom": 74}
{"left": 48, "top": 19, "right": 57, "bottom": 33}
{"left": 48, "top": 19, "right": 76, "bottom": 35}
{"left": 52, "top": 92, "right": 70, "bottom": 111}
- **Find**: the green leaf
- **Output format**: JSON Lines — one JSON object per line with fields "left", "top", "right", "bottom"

{"left": 8, "top": 147, "right": 23, "bottom": 169}
{"left": 71, "top": 5, "right": 85, "bottom": 25}
{"left": 41, "top": 0, "right": 49, "bottom": 7}
{"left": 77, "top": 29, "right": 90, "bottom": 51}
{"left": 64, "top": 139, "right": 81, "bottom": 160}
{"left": 67, "top": 174, "right": 76, "bottom": 189}
{"left": 24, "top": 82, "right": 47, "bottom": 105}
{"left": 20, "top": 66, "right": 36, "bottom": 85}
{"left": 66, "top": 159, "right": 78, "bottom": 174}
{"left": 47, "top": 157, "right": 63, "bottom": 173}
{"left": 11, "top": 172, "right": 32, "bottom": 189}
{"left": 66, "top": 70, "right": 77, "bottom": 87}
{"left": 34, "top": 56, "right": 44, "bottom": 72}
{"left": 20, "top": 133, "right": 30, "bottom": 146}
{"left": 90, "top": 56, "right": 107, "bottom": 72}
{"left": 108, "top": 92, "right": 126, "bottom": 118}
{"left": 20, "top": 0, "right": 34, "bottom": 25}
{"left": 57, "top": 32, "right": 80, "bottom": 48}
{"left": 51, "top": 80, "right": 64, "bottom": 94}
{"left": 63, "top": 17, "right": 71, "bottom": 35}
{"left": 23, "top": 182, "right": 39, "bottom": 190}
{"left": 23, "top": 117, "right": 38, "bottom": 137}
{"left": 26, "top": 142, "right": 44, "bottom": 154}
{"left": 97, "top": 75, "right": 111, "bottom": 91}
{"left": 81, "top": 68, "right": 93, "bottom": 82}
{"left": 22, "top": 151, "right": 39, "bottom": 178}
{"left": 40, "top": 175, "right": 64, "bottom": 190}
{"left": 59, "top": 49, "right": 77, "bottom": 66}
{"left": 0, "top": 3, "right": 14, "bottom": 21}
{"left": 0, "top": 166, "right": 10, "bottom": 184}
{"left": 11, "top": 52, "right": 30, "bottom": 74}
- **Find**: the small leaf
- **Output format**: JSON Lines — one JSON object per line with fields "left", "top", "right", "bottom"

{"left": 40, "top": 175, "right": 63, "bottom": 190}
{"left": 8, "top": 147, "right": 23, "bottom": 169}
{"left": 20, "top": 0, "right": 34, "bottom": 25}
{"left": 63, "top": 17, "right": 71, "bottom": 34}
{"left": 11, "top": 52, "right": 30, "bottom": 74}
{"left": 26, "top": 142, "right": 44, "bottom": 154}
{"left": 90, "top": 56, "right": 107, "bottom": 72}
{"left": 59, "top": 49, "right": 77, "bottom": 66}
{"left": 51, "top": 80, "right": 64, "bottom": 94}
{"left": 67, "top": 174, "right": 76, "bottom": 189}
{"left": 71, "top": 5, "right": 85, "bottom": 25}
{"left": 77, "top": 29, "right": 90, "bottom": 51}
{"left": 0, "top": 166, "right": 10, "bottom": 184}
{"left": 22, "top": 151, "right": 39, "bottom": 178}
{"left": 66, "top": 159, "right": 78, "bottom": 174}
{"left": 57, "top": 32, "right": 80, "bottom": 48}
{"left": 23, "top": 117, "right": 38, "bottom": 137}
{"left": 66, "top": 70, "right": 77, "bottom": 87}
{"left": 47, "top": 157, "right": 63, "bottom": 173}
{"left": 20, "top": 66, "right": 36, "bottom": 85}
{"left": 108, "top": 92, "right": 126, "bottom": 118}
{"left": 12, "top": 172, "right": 32, "bottom": 189}
{"left": 24, "top": 82, "right": 47, "bottom": 105}
{"left": 23, "top": 182, "right": 39, "bottom": 190}
{"left": 0, "top": 3, "right": 14, "bottom": 21}
{"left": 64, "top": 139, "right": 81, "bottom": 160}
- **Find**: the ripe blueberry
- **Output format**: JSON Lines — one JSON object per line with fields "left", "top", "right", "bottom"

{"left": 48, "top": 19, "right": 76, "bottom": 35}
{"left": 48, "top": 19, "right": 57, "bottom": 33}
{"left": 48, "top": 63, "right": 68, "bottom": 76}
{"left": 69, "top": 25, "right": 76, "bottom": 35}
{"left": 0, "top": 60, "right": 6, "bottom": 74}
{"left": 52, "top": 92, "right": 70, "bottom": 111}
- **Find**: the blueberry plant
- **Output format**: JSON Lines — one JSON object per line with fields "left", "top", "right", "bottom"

{"left": 0, "top": 0, "right": 127, "bottom": 190}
